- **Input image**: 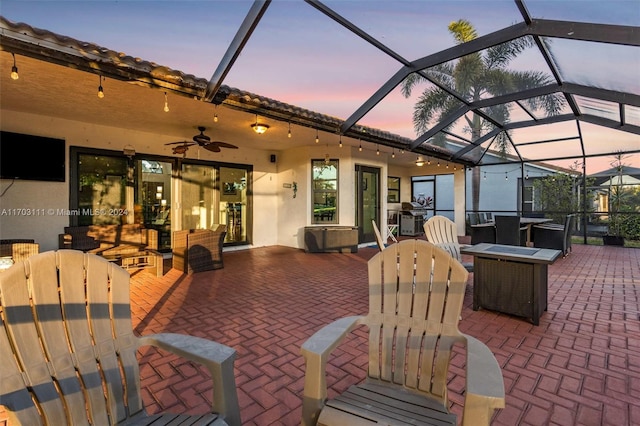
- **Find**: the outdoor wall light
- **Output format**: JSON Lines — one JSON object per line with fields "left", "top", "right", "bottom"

{"left": 10, "top": 53, "right": 19, "bottom": 80}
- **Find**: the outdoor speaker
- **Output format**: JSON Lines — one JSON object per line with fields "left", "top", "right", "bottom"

{"left": 270, "top": 154, "right": 276, "bottom": 163}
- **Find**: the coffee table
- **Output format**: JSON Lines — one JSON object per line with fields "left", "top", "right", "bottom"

{"left": 120, "top": 250, "right": 163, "bottom": 276}
{"left": 461, "top": 243, "right": 561, "bottom": 325}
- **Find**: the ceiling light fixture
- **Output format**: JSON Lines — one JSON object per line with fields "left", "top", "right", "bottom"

{"left": 416, "top": 156, "right": 425, "bottom": 167}
{"left": 163, "top": 92, "right": 169, "bottom": 112}
{"left": 10, "top": 53, "right": 18, "bottom": 80}
{"left": 97, "top": 75, "right": 104, "bottom": 98}
{"left": 251, "top": 115, "right": 269, "bottom": 134}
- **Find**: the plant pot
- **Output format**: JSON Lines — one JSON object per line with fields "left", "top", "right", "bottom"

{"left": 603, "top": 235, "right": 625, "bottom": 246}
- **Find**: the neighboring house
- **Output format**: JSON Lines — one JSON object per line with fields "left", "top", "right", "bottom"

{"left": 589, "top": 166, "right": 640, "bottom": 214}
{"left": 408, "top": 143, "right": 578, "bottom": 222}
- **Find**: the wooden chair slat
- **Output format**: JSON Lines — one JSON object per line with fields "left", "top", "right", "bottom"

{"left": 57, "top": 250, "right": 111, "bottom": 424}
{"left": 28, "top": 251, "right": 97, "bottom": 424}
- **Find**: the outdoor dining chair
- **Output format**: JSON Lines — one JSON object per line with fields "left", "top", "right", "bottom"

{"left": 533, "top": 214, "right": 576, "bottom": 256}
{"left": 301, "top": 239, "right": 505, "bottom": 426}
{"left": 495, "top": 215, "right": 528, "bottom": 246}
{"left": 0, "top": 250, "right": 241, "bottom": 426}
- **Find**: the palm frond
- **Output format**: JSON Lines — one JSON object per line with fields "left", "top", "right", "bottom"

{"left": 484, "top": 36, "right": 535, "bottom": 69}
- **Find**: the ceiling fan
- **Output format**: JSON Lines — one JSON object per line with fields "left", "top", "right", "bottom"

{"left": 165, "top": 126, "right": 238, "bottom": 156}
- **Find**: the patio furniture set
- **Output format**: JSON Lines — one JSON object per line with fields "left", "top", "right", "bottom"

{"left": 59, "top": 224, "right": 226, "bottom": 275}
{"left": 1, "top": 237, "right": 506, "bottom": 425}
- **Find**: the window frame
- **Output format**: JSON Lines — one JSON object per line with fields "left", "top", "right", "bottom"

{"left": 311, "top": 159, "right": 339, "bottom": 224}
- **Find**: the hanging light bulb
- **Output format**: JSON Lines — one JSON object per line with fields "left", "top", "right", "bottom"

{"left": 163, "top": 92, "right": 170, "bottom": 112}
{"left": 315, "top": 129, "right": 319, "bottom": 143}
{"left": 446, "top": 163, "right": 449, "bottom": 169}
{"left": 437, "top": 160, "right": 440, "bottom": 167}
{"left": 10, "top": 53, "right": 19, "bottom": 80}
{"left": 484, "top": 171, "right": 487, "bottom": 180}
{"left": 505, "top": 172, "right": 508, "bottom": 180}
{"left": 339, "top": 135, "right": 343, "bottom": 148}
{"left": 427, "top": 158, "right": 431, "bottom": 165}
{"left": 453, "top": 164, "right": 457, "bottom": 170}
{"left": 288, "top": 122, "right": 292, "bottom": 138}
{"left": 376, "top": 144, "right": 380, "bottom": 155}
{"left": 213, "top": 105, "right": 218, "bottom": 122}
{"left": 392, "top": 149, "right": 395, "bottom": 159}
{"left": 358, "top": 140, "right": 362, "bottom": 152}
{"left": 97, "top": 75, "right": 104, "bottom": 99}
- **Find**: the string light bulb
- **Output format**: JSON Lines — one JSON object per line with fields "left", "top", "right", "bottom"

{"left": 358, "top": 140, "right": 362, "bottom": 152}
{"left": 10, "top": 53, "right": 19, "bottom": 80}
{"left": 376, "top": 144, "right": 380, "bottom": 155}
{"left": 505, "top": 172, "right": 508, "bottom": 181}
{"left": 163, "top": 92, "right": 169, "bottom": 112}
{"left": 315, "top": 129, "right": 319, "bottom": 143}
{"left": 213, "top": 105, "right": 218, "bottom": 122}
{"left": 288, "top": 122, "right": 292, "bottom": 138}
{"left": 484, "top": 171, "right": 487, "bottom": 180}
{"left": 391, "top": 149, "right": 395, "bottom": 159}
{"left": 97, "top": 75, "right": 104, "bottom": 98}
{"left": 339, "top": 134, "right": 342, "bottom": 148}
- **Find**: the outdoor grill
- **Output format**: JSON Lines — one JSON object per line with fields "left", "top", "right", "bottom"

{"left": 400, "top": 202, "right": 428, "bottom": 236}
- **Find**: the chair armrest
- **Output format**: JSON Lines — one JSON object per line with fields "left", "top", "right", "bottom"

{"left": 461, "top": 333, "right": 505, "bottom": 426}
{"left": 138, "top": 333, "right": 241, "bottom": 426}
{"left": 300, "top": 315, "right": 363, "bottom": 426}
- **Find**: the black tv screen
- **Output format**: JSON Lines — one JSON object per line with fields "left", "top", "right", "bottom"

{"left": 1, "top": 131, "right": 65, "bottom": 182}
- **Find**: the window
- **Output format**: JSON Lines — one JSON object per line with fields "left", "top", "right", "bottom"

{"left": 312, "top": 159, "right": 338, "bottom": 224}
{"left": 387, "top": 176, "right": 400, "bottom": 203}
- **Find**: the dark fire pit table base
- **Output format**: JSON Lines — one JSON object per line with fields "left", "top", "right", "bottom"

{"left": 461, "top": 243, "right": 562, "bottom": 325}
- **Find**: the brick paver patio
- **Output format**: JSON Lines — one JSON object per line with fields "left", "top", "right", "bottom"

{"left": 129, "top": 242, "right": 639, "bottom": 426}
{"left": 1, "top": 242, "right": 638, "bottom": 425}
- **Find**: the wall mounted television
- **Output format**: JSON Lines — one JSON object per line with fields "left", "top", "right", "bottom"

{"left": 1, "top": 131, "right": 66, "bottom": 182}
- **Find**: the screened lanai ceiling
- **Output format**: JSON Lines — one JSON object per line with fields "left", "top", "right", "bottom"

{"left": 1, "top": 0, "right": 638, "bottom": 172}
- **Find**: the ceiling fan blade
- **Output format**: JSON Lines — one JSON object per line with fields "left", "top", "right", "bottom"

{"left": 203, "top": 144, "right": 221, "bottom": 152}
{"left": 165, "top": 140, "right": 194, "bottom": 146}
{"left": 194, "top": 135, "right": 211, "bottom": 144}
{"left": 211, "top": 141, "right": 239, "bottom": 149}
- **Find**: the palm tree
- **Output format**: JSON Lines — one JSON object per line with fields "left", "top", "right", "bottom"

{"left": 401, "top": 19, "right": 565, "bottom": 212}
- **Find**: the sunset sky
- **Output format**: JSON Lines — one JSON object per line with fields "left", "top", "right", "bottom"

{"left": 2, "top": 0, "right": 638, "bottom": 173}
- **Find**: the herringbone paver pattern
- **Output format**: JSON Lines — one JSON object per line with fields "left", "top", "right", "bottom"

{"left": 1, "top": 243, "right": 638, "bottom": 425}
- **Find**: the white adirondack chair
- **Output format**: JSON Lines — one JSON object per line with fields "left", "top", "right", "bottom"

{"left": 301, "top": 239, "right": 504, "bottom": 426}
{"left": 0, "top": 250, "right": 241, "bottom": 425}
{"left": 424, "top": 215, "right": 473, "bottom": 272}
